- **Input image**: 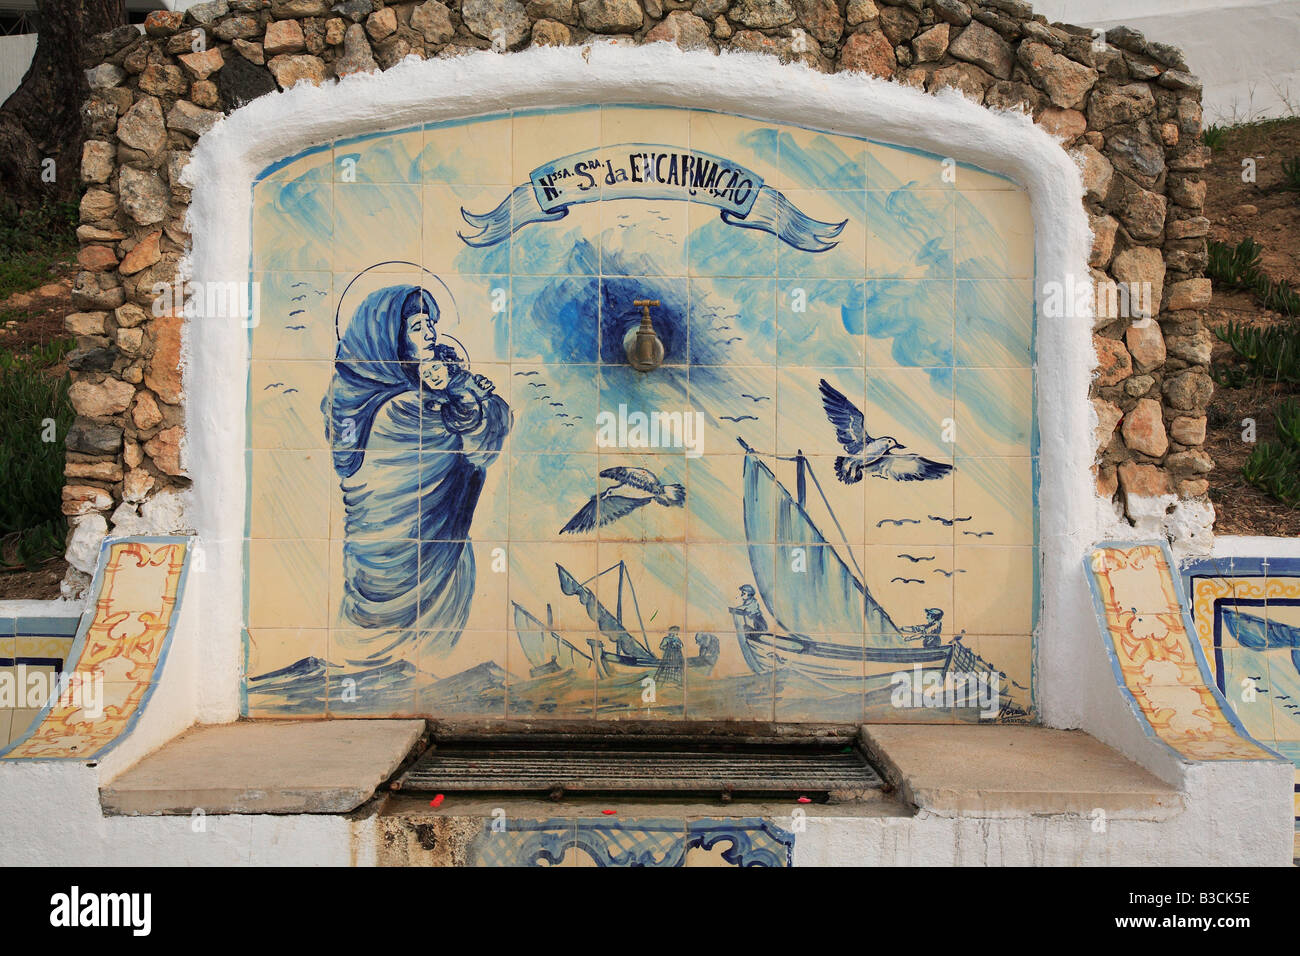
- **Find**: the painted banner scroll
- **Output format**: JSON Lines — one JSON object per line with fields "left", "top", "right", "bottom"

{"left": 458, "top": 143, "right": 848, "bottom": 252}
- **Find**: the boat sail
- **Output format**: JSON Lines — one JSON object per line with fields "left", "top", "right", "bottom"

{"left": 556, "top": 563, "right": 659, "bottom": 665}
{"left": 512, "top": 562, "right": 663, "bottom": 680}
{"left": 1223, "top": 607, "right": 1300, "bottom": 674}
{"left": 512, "top": 601, "right": 594, "bottom": 678}
{"left": 735, "top": 442, "right": 953, "bottom": 681}
{"left": 746, "top": 449, "right": 905, "bottom": 643}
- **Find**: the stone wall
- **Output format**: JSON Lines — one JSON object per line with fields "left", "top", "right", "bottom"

{"left": 66, "top": 0, "right": 1211, "bottom": 595}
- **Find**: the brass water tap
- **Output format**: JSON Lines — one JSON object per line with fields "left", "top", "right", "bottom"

{"left": 628, "top": 299, "right": 665, "bottom": 372}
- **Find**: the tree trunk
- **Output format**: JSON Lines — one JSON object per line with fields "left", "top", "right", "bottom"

{"left": 0, "top": 0, "right": 126, "bottom": 213}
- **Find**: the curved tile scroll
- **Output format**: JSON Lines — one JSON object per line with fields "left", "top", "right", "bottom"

{"left": 0, "top": 536, "right": 192, "bottom": 762}
{"left": 1085, "top": 541, "right": 1278, "bottom": 763}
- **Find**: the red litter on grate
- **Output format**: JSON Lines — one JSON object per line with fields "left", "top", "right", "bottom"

{"left": 797, "top": 796, "right": 811, "bottom": 804}
{"left": 429, "top": 794, "right": 445, "bottom": 808}
{"left": 602, "top": 809, "right": 617, "bottom": 815}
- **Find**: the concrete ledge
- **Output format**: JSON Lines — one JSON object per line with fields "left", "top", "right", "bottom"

{"left": 862, "top": 724, "right": 1183, "bottom": 817}
{"left": 100, "top": 720, "right": 426, "bottom": 815}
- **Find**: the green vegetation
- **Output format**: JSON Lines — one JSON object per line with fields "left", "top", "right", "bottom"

{"left": 1211, "top": 321, "right": 1300, "bottom": 387}
{"left": 0, "top": 338, "right": 75, "bottom": 569}
{"left": 1282, "top": 156, "right": 1300, "bottom": 193}
{"left": 0, "top": 199, "right": 78, "bottom": 301}
{"left": 1242, "top": 400, "right": 1300, "bottom": 508}
{"left": 1204, "top": 114, "right": 1300, "bottom": 155}
{"left": 1207, "top": 237, "right": 1300, "bottom": 317}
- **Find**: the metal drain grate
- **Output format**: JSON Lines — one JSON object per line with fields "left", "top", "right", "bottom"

{"left": 396, "top": 736, "right": 885, "bottom": 800}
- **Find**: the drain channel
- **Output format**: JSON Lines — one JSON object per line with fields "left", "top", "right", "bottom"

{"left": 397, "top": 735, "right": 885, "bottom": 801}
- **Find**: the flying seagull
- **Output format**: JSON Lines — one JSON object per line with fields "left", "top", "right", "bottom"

{"left": 818, "top": 379, "right": 953, "bottom": 484}
{"left": 560, "top": 466, "right": 686, "bottom": 534}
{"left": 928, "top": 515, "right": 972, "bottom": 526}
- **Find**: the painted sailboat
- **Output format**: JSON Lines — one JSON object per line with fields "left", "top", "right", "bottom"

{"left": 734, "top": 443, "right": 951, "bottom": 682}
{"left": 734, "top": 440, "right": 1028, "bottom": 718}
{"left": 512, "top": 601, "right": 595, "bottom": 678}
{"left": 1223, "top": 607, "right": 1300, "bottom": 674}
{"left": 514, "top": 561, "right": 720, "bottom": 681}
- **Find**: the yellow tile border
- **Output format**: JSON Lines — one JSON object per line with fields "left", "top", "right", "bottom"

{"left": 1086, "top": 542, "right": 1276, "bottom": 763}
{"left": 1, "top": 537, "right": 191, "bottom": 761}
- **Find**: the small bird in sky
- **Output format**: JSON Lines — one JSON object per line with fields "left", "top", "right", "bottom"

{"left": 819, "top": 379, "right": 953, "bottom": 484}
{"left": 928, "top": 515, "right": 973, "bottom": 526}
{"left": 561, "top": 466, "right": 686, "bottom": 534}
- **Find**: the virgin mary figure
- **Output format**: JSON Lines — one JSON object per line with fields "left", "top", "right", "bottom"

{"left": 325, "top": 283, "right": 511, "bottom": 666}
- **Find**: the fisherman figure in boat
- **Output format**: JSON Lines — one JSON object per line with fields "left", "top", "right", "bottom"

{"left": 730, "top": 584, "right": 768, "bottom": 636}
{"left": 691, "top": 631, "right": 720, "bottom": 669}
{"left": 656, "top": 626, "right": 685, "bottom": 686}
{"left": 900, "top": 608, "right": 944, "bottom": 649}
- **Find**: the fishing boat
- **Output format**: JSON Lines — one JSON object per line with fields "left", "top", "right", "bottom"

{"left": 511, "top": 601, "right": 594, "bottom": 678}
{"left": 514, "top": 560, "right": 720, "bottom": 680}
{"left": 1223, "top": 607, "right": 1300, "bottom": 673}
{"left": 734, "top": 439, "right": 1022, "bottom": 718}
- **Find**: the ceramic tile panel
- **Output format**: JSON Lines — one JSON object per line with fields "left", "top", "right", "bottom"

{"left": 778, "top": 278, "right": 865, "bottom": 368}
{"left": 423, "top": 115, "right": 513, "bottom": 186}
{"left": 251, "top": 272, "right": 336, "bottom": 362}
{"left": 955, "top": 191, "right": 1034, "bottom": 279}
{"left": 777, "top": 126, "right": 867, "bottom": 192}
{"left": 245, "top": 105, "right": 1039, "bottom": 724}
{"left": 335, "top": 128, "right": 423, "bottom": 184}
{"left": 864, "top": 279, "right": 952, "bottom": 370}
{"left": 693, "top": 277, "right": 778, "bottom": 367}
{"left": 2, "top": 538, "right": 190, "bottom": 760}
{"left": 1087, "top": 542, "right": 1279, "bottom": 763}
{"left": 0, "top": 616, "right": 79, "bottom": 749}
{"left": 1183, "top": 556, "right": 1300, "bottom": 833}
{"left": 465, "top": 816, "right": 793, "bottom": 866}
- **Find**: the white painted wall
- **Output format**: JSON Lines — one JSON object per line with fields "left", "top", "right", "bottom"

{"left": 1038, "top": 0, "right": 1272, "bottom": 21}
{"left": 1043, "top": 0, "right": 1300, "bottom": 123}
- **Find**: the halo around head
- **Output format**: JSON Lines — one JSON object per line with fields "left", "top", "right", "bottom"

{"left": 335, "top": 261, "right": 461, "bottom": 348}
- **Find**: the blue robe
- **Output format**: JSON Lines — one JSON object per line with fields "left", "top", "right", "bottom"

{"left": 325, "top": 284, "right": 510, "bottom": 665}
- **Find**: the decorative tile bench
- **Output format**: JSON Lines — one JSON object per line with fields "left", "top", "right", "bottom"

{"left": 1086, "top": 541, "right": 1280, "bottom": 763}
{"left": 0, "top": 536, "right": 191, "bottom": 761}
{"left": 1181, "top": 554, "right": 1300, "bottom": 851}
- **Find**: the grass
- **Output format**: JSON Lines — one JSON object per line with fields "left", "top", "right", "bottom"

{"left": 0, "top": 199, "right": 79, "bottom": 301}
{"left": 0, "top": 197, "right": 82, "bottom": 571}
{"left": 0, "top": 337, "right": 76, "bottom": 570}
{"left": 1206, "top": 113, "right": 1300, "bottom": 155}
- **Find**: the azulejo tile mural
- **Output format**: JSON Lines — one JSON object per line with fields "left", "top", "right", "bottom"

{"left": 466, "top": 816, "right": 795, "bottom": 867}
{"left": 0, "top": 614, "right": 78, "bottom": 751}
{"left": 1085, "top": 542, "right": 1278, "bottom": 763}
{"left": 1183, "top": 556, "right": 1300, "bottom": 834}
{"left": 243, "top": 105, "right": 1039, "bottom": 724}
{"left": 1, "top": 537, "right": 191, "bottom": 761}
